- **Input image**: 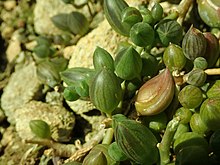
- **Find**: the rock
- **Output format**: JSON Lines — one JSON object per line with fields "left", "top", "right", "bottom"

{"left": 6, "top": 39, "right": 21, "bottom": 62}
{"left": 14, "top": 101, "right": 75, "bottom": 142}
{"left": 1, "top": 62, "right": 42, "bottom": 124}
{"left": 3, "top": 0, "right": 16, "bottom": 11}
{"left": 67, "top": 19, "right": 128, "bottom": 69}
{"left": 34, "top": 0, "right": 89, "bottom": 35}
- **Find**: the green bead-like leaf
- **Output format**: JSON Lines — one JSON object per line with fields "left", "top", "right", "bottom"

{"left": 90, "top": 68, "right": 122, "bottom": 114}
{"left": 75, "top": 80, "right": 90, "bottom": 98}
{"left": 141, "top": 52, "right": 159, "bottom": 77}
{"left": 176, "top": 146, "right": 210, "bottom": 165}
{"left": 156, "top": 19, "right": 183, "bottom": 46}
{"left": 174, "top": 107, "right": 192, "bottom": 124}
{"left": 63, "top": 86, "right": 80, "bottom": 101}
{"left": 151, "top": 2, "right": 163, "bottom": 22}
{"left": 200, "top": 98, "right": 220, "bottom": 130}
{"left": 60, "top": 67, "right": 95, "bottom": 86}
{"left": 103, "top": 0, "right": 130, "bottom": 36}
{"left": 210, "top": 130, "right": 220, "bottom": 156}
{"left": 93, "top": 46, "right": 114, "bottom": 72}
{"left": 193, "top": 57, "right": 208, "bottom": 69}
{"left": 82, "top": 144, "right": 116, "bottom": 165}
{"left": 190, "top": 113, "right": 209, "bottom": 135}
{"left": 67, "top": 12, "right": 89, "bottom": 35}
{"left": 139, "top": 7, "right": 154, "bottom": 25}
{"left": 52, "top": 12, "right": 89, "bottom": 35}
{"left": 112, "top": 114, "right": 159, "bottom": 164}
{"left": 178, "top": 85, "right": 203, "bottom": 109}
{"left": 115, "top": 46, "right": 142, "bottom": 80}
{"left": 207, "top": 80, "right": 220, "bottom": 98}
{"left": 108, "top": 142, "right": 128, "bottom": 161}
{"left": 197, "top": 0, "right": 220, "bottom": 28}
{"left": 163, "top": 43, "right": 186, "bottom": 72}
{"left": 51, "top": 13, "right": 69, "bottom": 31}
{"left": 130, "top": 22, "right": 155, "bottom": 47}
{"left": 33, "top": 45, "right": 51, "bottom": 58}
{"left": 186, "top": 68, "right": 207, "bottom": 87}
{"left": 173, "top": 132, "right": 209, "bottom": 154}
{"left": 29, "top": 120, "right": 51, "bottom": 139}
{"left": 182, "top": 27, "right": 207, "bottom": 61}
{"left": 121, "top": 7, "right": 143, "bottom": 27}
{"left": 141, "top": 112, "right": 168, "bottom": 132}
{"left": 37, "top": 60, "right": 61, "bottom": 87}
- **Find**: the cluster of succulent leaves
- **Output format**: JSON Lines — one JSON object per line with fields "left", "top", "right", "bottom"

{"left": 33, "top": 36, "right": 68, "bottom": 88}
{"left": 29, "top": 0, "right": 220, "bottom": 164}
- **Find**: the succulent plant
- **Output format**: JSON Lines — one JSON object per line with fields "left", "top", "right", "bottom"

{"left": 163, "top": 43, "right": 186, "bottom": 72}
{"left": 141, "top": 112, "right": 168, "bottom": 132}
{"left": 93, "top": 46, "right": 114, "bottom": 72}
{"left": 103, "top": 0, "right": 130, "bottom": 36}
{"left": 178, "top": 85, "right": 203, "bottom": 109}
{"left": 151, "top": 3, "right": 164, "bottom": 23}
{"left": 135, "top": 68, "right": 174, "bottom": 116}
{"left": 112, "top": 114, "right": 159, "bottom": 164}
{"left": 200, "top": 98, "right": 220, "bottom": 130}
{"left": 114, "top": 46, "right": 142, "bottom": 80}
{"left": 121, "top": 7, "right": 143, "bottom": 27}
{"left": 141, "top": 52, "right": 159, "bottom": 77}
{"left": 129, "top": 22, "right": 155, "bottom": 47}
{"left": 108, "top": 142, "right": 128, "bottom": 162}
{"left": 173, "top": 107, "right": 192, "bottom": 124}
{"left": 197, "top": 0, "right": 220, "bottom": 28}
{"left": 193, "top": 57, "right": 208, "bottom": 70}
{"left": 156, "top": 19, "right": 183, "bottom": 46}
{"left": 173, "top": 123, "right": 190, "bottom": 141}
{"left": 51, "top": 11, "right": 89, "bottom": 35}
{"left": 182, "top": 26, "right": 207, "bottom": 61}
{"left": 209, "top": 129, "right": 220, "bottom": 157}
{"left": 82, "top": 144, "right": 116, "bottom": 165}
{"left": 185, "top": 68, "right": 207, "bottom": 87}
{"left": 90, "top": 68, "right": 122, "bottom": 115}
{"left": 175, "top": 145, "right": 210, "bottom": 165}
{"left": 173, "top": 132, "right": 209, "bottom": 154}
{"left": 139, "top": 7, "right": 154, "bottom": 25}
{"left": 190, "top": 113, "right": 209, "bottom": 135}
{"left": 63, "top": 86, "right": 80, "bottom": 101}
{"left": 203, "top": 32, "right": 220, "bottom": 67}
{"left": 29, "top": 120, "right": 51, "bottom": 139}
{"left": 207, "top": 80, "right": 220, "bottom": 98}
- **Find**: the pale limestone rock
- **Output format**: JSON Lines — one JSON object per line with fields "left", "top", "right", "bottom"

{"left": 67, "top": 19, "right": 128, "bottom": 69}
{"left": 1, "top": 62, "right": 41, "bottom": 124}
{"left": 3, "top": 0, "right": 16, "bottom": 11}
{"left": 14, "top": 101, "right": 75, "bottom": 142}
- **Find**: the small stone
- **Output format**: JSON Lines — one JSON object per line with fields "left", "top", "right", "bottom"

{"left": 6, "top": 39, "right": 21, "bottom": 62}
{"left": 14, "top": 101, "right": 75, "bottom": 142}
{"left": 3, "top": 0, "right": 16, "bottom": 11}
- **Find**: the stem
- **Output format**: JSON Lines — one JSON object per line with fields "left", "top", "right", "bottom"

{"left": 25, "top": 138, "right": 76, "bottom": 157}
{"left": 102, "top": 128, "right": 114, "bottom": 145}
{"left": 158, "top": 117, "right": 180, "bottom": 165}
{"left": 177, "top": 0, "right": 194, "bottom": 25}
{"left": 205, "top": 68, "right": 220, "bottom": 75}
